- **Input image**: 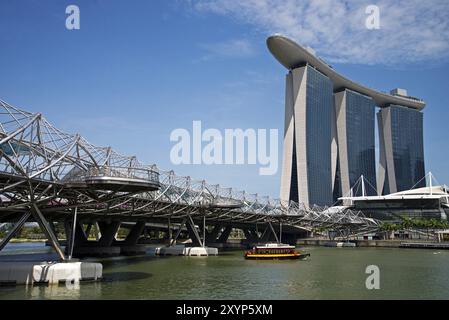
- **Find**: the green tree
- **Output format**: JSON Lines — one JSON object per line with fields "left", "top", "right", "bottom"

{"left": 401, "top": 217, "right": 414, "bottom": 230}
{"left": 380, "top": 222, "right": 399, "bottom": 239}
{"left": 440, "top": 220, "right": 449, "bottom": 229}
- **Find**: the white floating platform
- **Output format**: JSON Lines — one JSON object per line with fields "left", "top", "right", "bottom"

{"left": 0, "top": 261, "right": 102, "bottom": 285}
{"left": 155, "top": 245, "right": 218, "bottom": 257}
{"left": 187, "top": 247, "right": 218, "bottom": 256}
{"left": 337, "top": 242, "right": 357, "bottom": 248}
{"left": 324, "top": 242, "right": 357, "bottom": 248}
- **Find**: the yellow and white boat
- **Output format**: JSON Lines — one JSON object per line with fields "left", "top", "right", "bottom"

{"left": 244, "top": 243, "right": 310, "bottom": 260}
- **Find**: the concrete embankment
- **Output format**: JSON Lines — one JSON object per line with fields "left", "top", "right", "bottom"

{"left": 296, "top": 239, "right": 433, "bottom": 248}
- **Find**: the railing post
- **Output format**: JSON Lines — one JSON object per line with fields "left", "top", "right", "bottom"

{"left": 68, "top": 207, "right": 78, "bottom": 260}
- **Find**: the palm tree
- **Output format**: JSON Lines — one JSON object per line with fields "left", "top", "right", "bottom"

{"left": 429, "top": 219, "right": 440, "bottom": 230}
{"left": 380, "top": 222, "right": 398, "bottom": 240}
{"left": 401, "top": 217, "right": 414, "bottom": 231}
{"left": 415, "top": 219, "right": 432, "bottom": 239}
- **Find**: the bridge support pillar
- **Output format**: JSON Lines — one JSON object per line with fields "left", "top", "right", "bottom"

{"left": 166, "top": 217, "right": 173, "bottom": 243}
{"left": 114, "top": 221, "right": 147, "bottom": 256}
{"left": 217, "top": 226, "right": 232, "bottom": 244}
{"left": 31, "top": 204, "right": 66, "bottom": 261}
{"left": 243, "top": 229, "right": 251, "bottom": 242}
{"left": 243, "top": 229, "right": 261, "bottom": 243}
{"left": 281, "top": 233, "right": 298, "bottom": 245}
{"left": 98, "top": 221, "right": 121, "bottom": 247}
{"left": 84, "top": 223, "right": 93, "bottom": 239}
{"left": 185, "top": 217, "right": 203, "bottom": 247}
{"left": 260, "top": 225, "right": 277, "bottom": 242}
{"left": 68, "top": 221, "right": 122, "bottom": 257}
{"left": 64, "top": 220, "right": 89, "bottom": 247}
{"left": 0, "top": 212, "right": 31, "bottom": 252}
{"left": 206, "top": 224, "right": 224, "bottom": 243}
{"left": 123, "top": 221, "right": 146, "bottom": 246}
{"left": 118, "top": 221, "right": 147, "bottom": 255}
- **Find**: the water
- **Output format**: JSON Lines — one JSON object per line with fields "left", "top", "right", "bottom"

{"left": 0, "top": 242, "right": 52, "bottom": 255}
{"left": 1, "top": 243, "right": 449, "bottom": 300}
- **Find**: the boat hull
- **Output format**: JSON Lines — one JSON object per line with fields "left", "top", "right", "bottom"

{"left": 245, "top": 253, "right": 309, "bottom": 260}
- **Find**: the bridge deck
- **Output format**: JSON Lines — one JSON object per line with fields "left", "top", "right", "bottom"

{"left": 0, "top": 99, "right": 379, "bottom": 260}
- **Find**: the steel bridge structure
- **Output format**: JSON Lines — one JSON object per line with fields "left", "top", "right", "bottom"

{"left": 0, "top": 99, "right": 379, "bottom": 260}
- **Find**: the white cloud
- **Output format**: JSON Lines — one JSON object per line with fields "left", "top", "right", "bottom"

{"left": 189, "top": 0, "right": 449, "bottom": 65}
{"left": 198, "top": 39, "right": 255, "bottom": 60}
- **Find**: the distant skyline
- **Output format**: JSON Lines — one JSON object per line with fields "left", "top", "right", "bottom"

{"left": 1, "top": 0, "right": 448, "bottom": 198}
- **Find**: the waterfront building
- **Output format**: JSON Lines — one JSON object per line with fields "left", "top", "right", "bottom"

{"left": 267, "top": 35, "right": 426, "bottom": 207}
{"left": 280, "top": 64, "right": 334, "bottom": 206}
{"left": 377, "top": 104, "right": 426, "bottom": 194}
{"left": 334, "top": 89, "right": 377, "bottom": 199}
{"left": 340, "top": 184, "right": 449, "bottom": 221}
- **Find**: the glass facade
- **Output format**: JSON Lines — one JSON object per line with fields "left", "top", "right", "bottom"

{"left": 333, "top": 154, "right": 341, "bottom": 201}
{"left": 289, "top": 132, "right": 299, "bottom": 203}
{"left": 283, "top": 66, "right": 425, "bottom": 207}
{"left": 388, "top": 105, "right": 426, "bottom": 191}
{"left": 305, "top": 66, "right": 333, "bottom": 206}
{"left": 345, "top": 90, "right": 377, "bottom": 196}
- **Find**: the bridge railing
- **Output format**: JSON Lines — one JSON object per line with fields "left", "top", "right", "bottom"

{"left": 63, "top": 166, "right": 160, "bottom": 186}
{"left": 0, "top": 99, "right": 380, "bottom": 229}
{"left": 86, "top": 166, "right": 159, "bottom": 182}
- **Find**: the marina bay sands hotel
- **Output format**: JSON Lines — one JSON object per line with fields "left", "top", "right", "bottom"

{"left": 267, "top": 35, "right": 426, "bottom": 207}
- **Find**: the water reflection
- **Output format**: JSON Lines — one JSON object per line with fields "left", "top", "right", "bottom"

{"left": 103, "top": 272, "right": 152, "bottom": 282}
{"left": 1, "top": 245, "right": 449, "bottom": 299}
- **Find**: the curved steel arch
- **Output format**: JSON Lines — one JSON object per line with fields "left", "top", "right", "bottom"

{"left": 0, "top": 99, "right": 379, "bottom": 237}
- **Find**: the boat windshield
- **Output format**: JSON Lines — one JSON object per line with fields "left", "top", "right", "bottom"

{"left": 253, "top": 248, "right": 296, "bottom": 254}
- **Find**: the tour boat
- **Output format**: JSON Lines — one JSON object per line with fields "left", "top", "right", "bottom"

{"left": 244, "top": 243, "right": 310, "bottom": 260}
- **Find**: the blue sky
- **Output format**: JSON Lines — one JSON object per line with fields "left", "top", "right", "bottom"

{"left": 1, "top": 0, "right": 449, "bottom": 198}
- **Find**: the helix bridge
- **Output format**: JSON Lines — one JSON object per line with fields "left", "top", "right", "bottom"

{"left": 0, "top": 99, "right": 379, "bottom": 260}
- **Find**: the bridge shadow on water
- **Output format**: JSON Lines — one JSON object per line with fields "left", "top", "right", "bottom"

{"left": 97, "top": 255, "right": 159, "bottom": 283}
{"left": 101, "top": 271, "right": 152, "bottom": 283}
{"left": 98, "top": 254, "right": 159, "bottom": 267}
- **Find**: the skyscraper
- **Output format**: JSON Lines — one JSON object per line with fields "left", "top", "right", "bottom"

{"left": 334, "top": 89, "right": 377, "bottom": 199}
{"left": 377, "top": 105, "right": 426, "bottom": 194}
{"left": 280, "top": 65, "right": 333, "bottom": 207}
{"left": 267, "top": 35, "right": 426, "bottom": 207}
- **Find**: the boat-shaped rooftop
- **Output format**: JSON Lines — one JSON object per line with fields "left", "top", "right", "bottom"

{"left": 267, "top": 35, "right": 426, "bottom": 110}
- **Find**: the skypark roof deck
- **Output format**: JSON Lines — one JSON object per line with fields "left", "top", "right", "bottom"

{"left": 267, "top": 35, "right": 426, "bottom": 110}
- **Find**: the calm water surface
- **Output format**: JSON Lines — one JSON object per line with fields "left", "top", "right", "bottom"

{"left": 1, "top": 243, "right": 449, "bottom": 300}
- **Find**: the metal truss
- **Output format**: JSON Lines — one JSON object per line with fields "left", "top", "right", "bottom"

{"left": 0, "top": 99, "right": 379, "bottom": 238}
